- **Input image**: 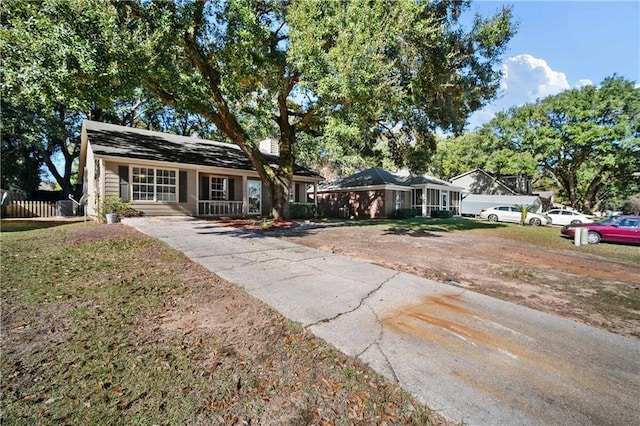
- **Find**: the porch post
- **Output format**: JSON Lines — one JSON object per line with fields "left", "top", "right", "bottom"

{"left": 242, "top": 175, "right": 248, "bottom": 215}
{"left": 422, "top": 187, "right": 427, "bottom": 217}
{"left": 196, "top": 171, "right": 200, "bottom": 216}
{"left": 314, "top": 182, "right": 317, "bottom": 207}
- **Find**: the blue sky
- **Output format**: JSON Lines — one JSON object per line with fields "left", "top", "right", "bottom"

{"left": 465, "top": 0, "right": 640, "bottom": 129}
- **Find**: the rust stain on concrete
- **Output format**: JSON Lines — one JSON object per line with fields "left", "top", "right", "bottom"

{"left": 384, "top": 292, "right": 522, "bottom": 359}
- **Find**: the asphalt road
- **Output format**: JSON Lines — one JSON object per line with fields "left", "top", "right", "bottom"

{"left": 124, "top": 217, "right": 640, "bottom": 425}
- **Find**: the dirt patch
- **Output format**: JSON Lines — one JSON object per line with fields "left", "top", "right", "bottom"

{"left": 274, "top": 223, "right": 640, "bottom": 339}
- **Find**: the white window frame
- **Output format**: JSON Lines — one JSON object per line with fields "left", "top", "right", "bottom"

{"left": 210, "top": 176, "right": 228, "bottom": 201}
{"left": 131, "top": 166, "right": 178, "bottom": 202}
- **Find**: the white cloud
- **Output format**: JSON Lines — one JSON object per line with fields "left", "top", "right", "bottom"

{"left": 573, "top": 79, "right": 593, "bottom": 89}
{"left": 467, "top": 54, "right": 586, "bottom": 130}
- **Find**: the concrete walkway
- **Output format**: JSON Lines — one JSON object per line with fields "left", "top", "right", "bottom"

{"left": 123, "top": 216, "right": 640, "bottom": 425}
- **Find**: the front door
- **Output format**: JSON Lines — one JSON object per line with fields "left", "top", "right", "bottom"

{"left": 441, "top": 191, "right": 449, "bottom": 211}
{"left": 247, "top": 180, "right": 261, "bottom": 214}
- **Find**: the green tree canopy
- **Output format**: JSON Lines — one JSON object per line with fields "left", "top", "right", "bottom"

{"left": 112, "top": 0, "right": 515, "bottom": 218}
{"left": 2, "top": 0, "right": 515, "bottom": 216}
{"left": 0, "top": 101, "right": 45, "bottom": 196}
{"left": 462, "top": 76, "right": 640, "bottom": 212}
{"left": 1, "top": 0, "right": 220, "bottom": 195}
{"left": 1, "top": 0, "right": 136, "bottom": 196}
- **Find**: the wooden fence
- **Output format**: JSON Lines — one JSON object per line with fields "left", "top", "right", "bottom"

{"left": 0, "top": 200, "right": 83, "bottom": 219}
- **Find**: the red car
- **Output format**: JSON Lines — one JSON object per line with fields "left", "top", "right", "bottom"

{"left": 561, "top": 215, "right": 640, "bottom": 245}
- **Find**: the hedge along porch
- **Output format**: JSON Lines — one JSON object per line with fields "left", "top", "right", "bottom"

{"left": 317, "top": 168, "right": 464, "bottom": 219}
{"left": 78, "top": 121, "right": 320, "bottom": 219}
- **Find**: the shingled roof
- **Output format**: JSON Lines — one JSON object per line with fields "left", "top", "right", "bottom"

{"left": 82, "top": 120, "right": 318, "bottom": 178}
{"left": 319, "top": 167, "right": 462, "bottom": 191}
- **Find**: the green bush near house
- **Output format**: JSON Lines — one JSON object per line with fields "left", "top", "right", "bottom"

{"left": 430, "top": 210, "right": 453, "bottom": 219}
{"left": 392, "top": 208, "right": 419, "bottom": 219}
{"left": 96, "top": 196, "right": 132, "bottom": 223}
{"left": 290, "top": 202, "right": 317, "bottom": 219}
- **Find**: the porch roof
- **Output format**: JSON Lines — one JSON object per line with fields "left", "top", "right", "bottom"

{"left": 82, "top": 120, "right": 319, "bottom": 178}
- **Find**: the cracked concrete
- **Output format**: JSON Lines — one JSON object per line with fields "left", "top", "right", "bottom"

{"left": 123, "top": 217, "right": 640, "bottom": 426}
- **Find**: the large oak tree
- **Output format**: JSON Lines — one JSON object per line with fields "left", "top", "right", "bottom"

{"left": 112, "top": 0, "right": 515, "bottom": 219}
{"left": 438, "top": 76, "right": 640, "bottom": 212}
{"left": 1, "top": 0, "right": 221, "bottom": 196}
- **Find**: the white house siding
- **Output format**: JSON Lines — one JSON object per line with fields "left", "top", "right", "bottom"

{"left": 83, "top": 144, "right": 97, "bottom": 216}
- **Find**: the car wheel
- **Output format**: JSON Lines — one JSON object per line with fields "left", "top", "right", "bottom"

{"left": 529, "top": 217, "right": 542, "bottom": 226}
{"left": 488, "top": 214, "right": 498, "bottom": 222}
{"left": 587, "top": 231, "right": 601, "bottom": 244}
{"left": 570, "top": 220, "right": 582, "bottom": 224}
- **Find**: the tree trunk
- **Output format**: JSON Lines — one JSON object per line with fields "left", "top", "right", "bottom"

{"left": 269, "top": 180, "right": 290, "bottom": 220}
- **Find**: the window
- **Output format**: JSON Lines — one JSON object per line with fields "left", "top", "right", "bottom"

{"left": 132, "top": 167, "right": 177, "bottom": 202}
{"left": 618, "top": 218, "right": 639, "bottom": 228}
{"left": 210, "top": 177, "right": 227, "bottom": 200}
{"left": 425, "top": 188, "right": 440, "bottom": 216}
{"left": 395, "top": 191, "right": 403, "bottom": 210}
{"left": 156, "top": 169, "right": 176, "bottom": 201}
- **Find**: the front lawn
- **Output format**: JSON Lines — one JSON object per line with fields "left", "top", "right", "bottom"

{"left": 0, "top": 221, "right": 444, "bottom": 425}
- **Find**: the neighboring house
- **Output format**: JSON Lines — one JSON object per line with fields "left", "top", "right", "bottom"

{"left": 451, "top": 168, "right": 546, "bottom": 216}
{"left": 317, "top": 167, "right": 465, "bottom": 218}
{"left": 78, "top": 120, "right": 320, "bottom": 218}
{"left": 450, "top": 168, "right": 519, "bottom": 195}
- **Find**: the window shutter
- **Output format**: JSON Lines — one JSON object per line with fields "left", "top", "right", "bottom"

{"left": 200, "top": 176, "right": 210, "bottom": 200}
{"left": 295, "top": 183, "right": 301, "bottom": 202}
{"left": 228, "top": 178, "right": 235, "bottom": 201}
{"left": 118, "top": 166, "right": 129, "bottom": 201}
{"left": 179, "top": 171, "right": 187, "bottom": 203}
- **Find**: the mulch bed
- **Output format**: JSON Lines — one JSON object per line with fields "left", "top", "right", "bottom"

{"left": 211, "top": 219, "right": 299, "bottom": 231}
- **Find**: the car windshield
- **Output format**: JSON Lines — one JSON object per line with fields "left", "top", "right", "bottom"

{"left": 595, "top": 216, "right": 620, "bottom": 225}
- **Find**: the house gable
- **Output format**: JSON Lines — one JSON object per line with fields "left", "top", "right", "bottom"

{"left": 450, "top": 168, "right": 516, "bottom": 195}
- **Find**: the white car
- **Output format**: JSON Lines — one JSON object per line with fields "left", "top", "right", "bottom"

{"left": 479, "top": 205, "right": 551, "bottom": 226}
{"left": 545, "top": 209, "right": 594, "bottom": 226}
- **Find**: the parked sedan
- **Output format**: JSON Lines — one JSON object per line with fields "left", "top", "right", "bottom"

{"left": 479, "top": 205, "right": 551, "bottom": 226}
{"left": 545, "top": 209, "right": 594, "bottom": 226}
{"left": 561, "top": 215, "right": 640, "bottom": 244}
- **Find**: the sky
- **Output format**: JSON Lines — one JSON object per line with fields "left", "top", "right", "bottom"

{"left": 463, "top": 0, "right": 640, "bottom": 129}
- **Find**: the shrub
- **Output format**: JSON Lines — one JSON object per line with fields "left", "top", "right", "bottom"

{"left": 96, "top": 196, "right": 132, "bottom": 223}
{"left": 430, "top": 209, "right": 453, "bottom": 218}
{"left": 290, "top": 203, "right": 317, "bottom": 219}
{"left": 392, "top": 208, "right": 418, "bottom": 219}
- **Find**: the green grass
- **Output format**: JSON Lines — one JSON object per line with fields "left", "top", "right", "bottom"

{"left": 0, "top": 221, "right": 443, "bottom": 425}
{"left": 0, "top": 219, "right": 81, "bottom": 233}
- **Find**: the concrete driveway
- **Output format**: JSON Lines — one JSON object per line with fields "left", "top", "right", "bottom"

{"left": 123, "top": 216, "right": 640, "bottom": 425}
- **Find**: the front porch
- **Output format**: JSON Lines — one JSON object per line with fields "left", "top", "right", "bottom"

{"left": 197, "top": 172, "right": 317, "bottom": 217}
{"left": 198, "top": 200, "right": 245, "bottom": 216}
{"left": 411, "top": 187, "right": 461, "bottom": 217}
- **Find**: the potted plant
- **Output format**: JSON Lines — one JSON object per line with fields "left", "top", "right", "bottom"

{"left": 98, "top": 196, "right": 131, "bottom": 224}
